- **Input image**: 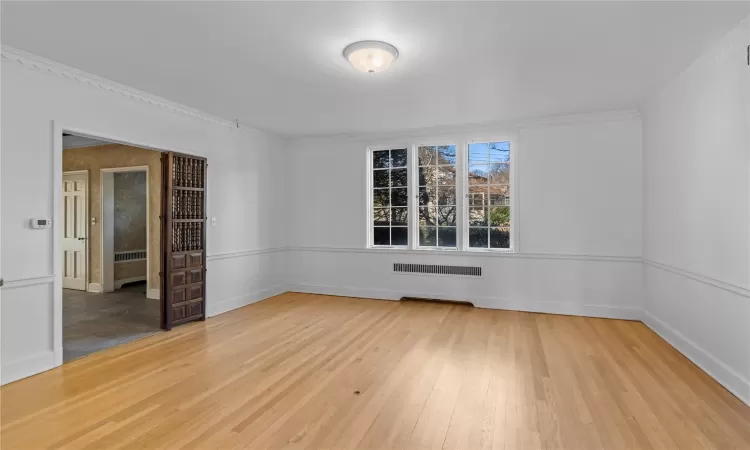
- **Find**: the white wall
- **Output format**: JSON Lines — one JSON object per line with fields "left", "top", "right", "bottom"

{"left": 285, "top": 112, "right": 644, "bottom": 319}
{"left": 0, "top": 49, "right": 286, "bottom": 383}
{"left": 642, "top": 16, "right": 750, "bottom": 405}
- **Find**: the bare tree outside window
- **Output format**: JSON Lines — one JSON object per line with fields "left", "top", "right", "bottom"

{"left": 372, "top": 148, "right": 408, "bottom": 246}
{"left": 418, "top": 145, "right": 457, "bottom": 247}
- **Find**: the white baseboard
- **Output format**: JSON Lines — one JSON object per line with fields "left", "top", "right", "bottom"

{"left": 1, "top": 351, "right": 55, "bottom": 385}
{"left": 114, "top": 276, "right": 146, "bottom": 289}
{"left": 644, "top": 311, "right": 750, "bottom": 406}
{"left": 286, "top": 283, "right": 642, "bottom": 321}
{"left": 207, "top": 285, "right": 288, "bottom": 317}
{"left": 87, "top": 282, "right": 102, "bottom": 293}
{"left": 147, "top": 288, "right": 160, "bottom": 300}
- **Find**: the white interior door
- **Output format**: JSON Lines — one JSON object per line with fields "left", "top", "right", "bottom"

{"left": 62, "top": 172, "right": 88, "bottom": 290}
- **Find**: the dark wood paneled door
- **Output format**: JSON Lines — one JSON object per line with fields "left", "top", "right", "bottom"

{"left": 161, "top": 152, "right": 207, "bottom": 330}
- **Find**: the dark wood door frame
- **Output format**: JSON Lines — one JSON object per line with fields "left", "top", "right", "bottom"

{"left": 161, "top": 152, "right": 207, "bottom": 330}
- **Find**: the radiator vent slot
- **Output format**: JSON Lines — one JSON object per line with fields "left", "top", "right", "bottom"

{"left": 394, "top": 263, "right": 482, "bottom": 277}
{"left": 114, "top": 249, "right": 147, "bottom": 263}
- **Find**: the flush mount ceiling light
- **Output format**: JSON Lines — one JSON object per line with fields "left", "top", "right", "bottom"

{"left": 343, "top": 40, "right": 399, "bottom": 74}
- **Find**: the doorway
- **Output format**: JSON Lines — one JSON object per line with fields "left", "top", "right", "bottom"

{"left": 61, "top": 134, "right": 162, "bottom": 361}
{"left": 54, "top": 127, "right": 208, "bottom": 365}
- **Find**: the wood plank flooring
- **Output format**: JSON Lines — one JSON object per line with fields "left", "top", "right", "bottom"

{"left": 2, "top": 292, "right": 749, "bottom": 449}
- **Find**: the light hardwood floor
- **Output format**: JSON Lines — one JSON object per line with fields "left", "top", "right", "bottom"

{"left": 2, "top": 293, "right": 749, "bottom": 449}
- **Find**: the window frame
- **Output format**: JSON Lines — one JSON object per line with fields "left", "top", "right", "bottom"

{"left": 463, "top": 137, "right": 517, "bottom": 253}
{"left": 411, "top": 141, "right": 460, "bottom": 251}
{"left": 366, "top": 144, "right": 412, "bottom": 249}
{"left": 365, "top": 134, "right": 518, "bottom": 253}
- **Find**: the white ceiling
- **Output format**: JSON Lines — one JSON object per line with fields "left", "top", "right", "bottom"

{"left": 3, "top": 1, "right": 749, "bottom": 137}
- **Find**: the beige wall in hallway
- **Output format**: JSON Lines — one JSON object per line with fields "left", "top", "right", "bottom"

{"left": 63, "top": 144, "right": 161, "bottom": 292}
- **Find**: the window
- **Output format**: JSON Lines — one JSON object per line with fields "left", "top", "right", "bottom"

{"left": 371, "top": 148, "right": 409, "bottom": 247}
{"left": 417, "top": 145, "right": 457, "bottom": 248}
{"left": 367, "top": 139, "right": 514, "bottom": 252}
{"left": 467, "top": 141, "right": 511, "bottom": 249}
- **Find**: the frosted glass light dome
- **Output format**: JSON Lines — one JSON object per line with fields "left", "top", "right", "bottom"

{"left": 343, "top": 41, "right": 399, "bottom": 74}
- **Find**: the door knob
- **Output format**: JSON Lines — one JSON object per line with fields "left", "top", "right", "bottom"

{"left": 78, "top": 237, "right": 87, "bottom": 241}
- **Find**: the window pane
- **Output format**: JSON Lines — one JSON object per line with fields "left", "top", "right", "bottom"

{"left": 468, "top": 186, "right": 489, "bottom": 206}
{"left": 489, "top": 163, "right": 510, "bottom": 184}
{"left": 468, "top": 165, "right": 489, "bottom": 184}
{"left": 373, "top": 208, "right": 390, "bottom": 226}
{"left": 373, "top": 227, "right": 390, "bottom": 245}
{"left": 419, "top": 226, "right": 437, "bottom": 246}
{"left": 437, "top": 186, "right": 456, "bottom": 205}
{"left": 469, "top": 207, "right": 487, "bottom": 226}
{"left": 468, "top": 143, "right": 489, "bottom": 164}
{"left": 391, "top": 207, "right": 408, "bottom": 226}
{"left": 489, "top": 185, "right": 510, "bottom": 205}
{"left": 419, "top": 206, "right": 436, "bottom": 226}
{"left": 373, "top": 169, "right": 389, "bottom": 188}
{"left": 418, "top": 146, "right": 437, "bottom": 166}
{"left": 391, "top": 168, "right": 407, "bottom": 187}
{"left": 373, "top": 189, "right": 390, "bottom": 207}
{"left": 373, "top": 150, "right": 390, "bottom": 169}
{"left": 418, "top": 187, "right": 436, "bottom": 206}
{"left": 489, "top": 142, "right": 510, "bottom": 163}
{"left": 391, "top": 227, "right": 408, "bottom": 246}
{"left": 419, "top": 167, "right": 437, "bottom": 186}
{"left": 437, "top": 145, "right": 456, "bottom": 165}
{"left": 438, "top": 206, "right": 456, "bottom": 226}
{"left": 489, "top": 206, "right": 510, "bottom": 227}
{"left": 469, "top": 228, "right": 488, "bottom": 248}
{"left": 391, "top": 149, "right": 407, "bottom": 167}
{"left": 437, "top": 166, "right": 456, "bottom": 185}
{"left": 490, "top": 227, "right": 510, "bottom": 249}
{"left": 438, "top": 227, "right": 457, "bottom": 247}
{"left": 391, "top": 188, "right": 407, "bottom": 207}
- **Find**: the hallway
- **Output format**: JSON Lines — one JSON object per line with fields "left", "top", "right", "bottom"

{"left": 63, "top": 283, "right": 160, "bottom": 361}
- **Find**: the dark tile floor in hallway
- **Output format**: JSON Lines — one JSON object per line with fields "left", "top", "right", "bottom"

{"left": 63, "top": 283, "right": 161, "bottom": 362}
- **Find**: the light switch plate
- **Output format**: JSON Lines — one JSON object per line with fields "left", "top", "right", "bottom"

{"left": 211, "top": 217, "right": 217, "bottom": 226}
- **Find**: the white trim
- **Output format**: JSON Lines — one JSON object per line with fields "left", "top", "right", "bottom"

{"left": 87, "top": 282, "right": 102, "bottom": 293}
{"left": 114, "top": 276, "right": 147, "bottom": 289}
{"left": 206, "top": 247, "right": 285, "bottom": 261}
{"left": 101, "top": 166, "right": 150, "bottom": 296}
{"left": 292, "top": 109, "right": 640, "bottom": 141}
{"left": 1, "top": 46, "right": 235, "bottom": 129}
{"left": 289, "top": 245, "right": 641, "bottom": 263}
{"left": 147, "top": 289, "right": 160, "bottom": 300}
{"left": 1, "top": 351, "right": 55, "bottom": 385}
{"left": 1, "top": 275, "right": 55, "bottom": 290}
{"left": 62, "top": 170, "right": 90, "bottom": 292}
{"left": 207, "top": 285, "right": 287, "bottom": 317}
{"left": 643, "top": 258, "right": 750, "bottom": 298}
{"left": 644, "top": 311, "right": 750, "bottom": 406}
{"left": 287, "top": 284, "right": 642, "bottom": 321}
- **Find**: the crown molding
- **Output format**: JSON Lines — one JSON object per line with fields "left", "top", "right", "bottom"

{"left": 288, "top": 108, "right": 641, "bottom": 142}
{"left": 1, "top": 45, "right": 236, "bottom": 129}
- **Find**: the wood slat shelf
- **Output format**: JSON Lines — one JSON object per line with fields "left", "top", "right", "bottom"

{"left": 172, "top": 219, "right": 204, "bottom": 223}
